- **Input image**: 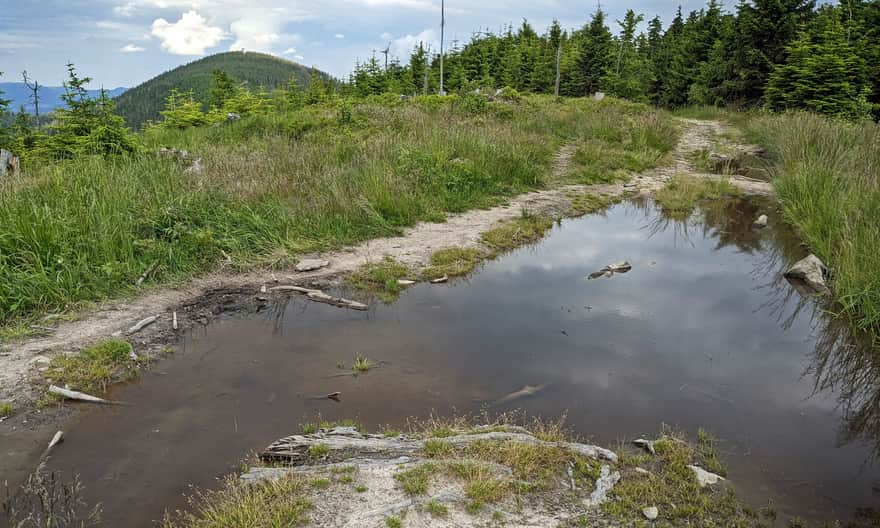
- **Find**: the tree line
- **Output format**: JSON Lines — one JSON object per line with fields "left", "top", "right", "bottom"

{"left": 348, "top": 0, "right": 879, "bottom": 120}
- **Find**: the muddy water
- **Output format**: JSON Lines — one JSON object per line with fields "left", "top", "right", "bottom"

{"left": 20, "top": 198, "right": 880, "bottom": 525}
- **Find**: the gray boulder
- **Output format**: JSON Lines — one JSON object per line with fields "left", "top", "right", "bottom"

{"left": 784, "top": 254, "right": 829, "bottom": 295}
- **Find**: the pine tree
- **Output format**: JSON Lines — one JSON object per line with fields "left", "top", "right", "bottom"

{"left": 0, "top": 72, "right": 11, "bottom": 150}
{"left": 766, "top": 6, "right": 872, "bottom": 119}
{"left": 209, "top": 69, "right": 238, "bottom": 109}
{"left": 602, "top": 10, "right": 652, "bottom": 102}
{"left": 577, "top": 9, "right": 613, "bottom": 95}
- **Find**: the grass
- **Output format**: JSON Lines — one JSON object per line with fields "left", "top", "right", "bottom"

{"left": 423, "top": 439, "right": 454, "bottom": 458}
{"left": 0, "top": 95, "right": 677, "bottom": 330}
{"left": 567, "top": 191, "right": 617, "bottom": 216}
{"left": 348, "top": 257, "right": 411, "bottom": 302}
{"left": 393, "top": 463, "right": 438, "bottom": 495}
{"left": 746, "top": 112, "right": 880, "bottom": 343}
{"left": 301, "top": 418, "right": 362, "bottom": 434}
{"left": 481, "top": 211, "right": 554, "bottom": 254}
{"left": 384, "top": 515, "right": 402, "bottom": 528}
{"left": 0, "top": 402, "right": 13, "bottom": 417}
{"left": 425, "top": 499, "right": 448, "bottom": 517}
{"left": 161, "top": 474, "right": 311, "bottom": 528}
{"left": 654, "top": 175, "right": 740, "bottom": 219}
{"left": 354, "top": 484, "right": 368, "bottom": 493}
{"left": 421, "top": 247, "right": 483, "bottom": 280}
{"left": 352, "top": 355, "right": 372, "bottom": 372}
{"left": 308, "top": 443, "right": 330, "bottom": 459}
{"left": 308, "top": 477, "right": 331, "bottom": 489}
{"left": 41, "top": 339, "right": 137, "bottom": 397}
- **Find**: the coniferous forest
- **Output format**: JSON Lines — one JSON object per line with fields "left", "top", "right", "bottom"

{"left": 349, "top": 0, "right": 879, "bottom": 120}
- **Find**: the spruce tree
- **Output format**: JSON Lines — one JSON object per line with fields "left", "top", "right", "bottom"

{"left": 577, "top": 9, "right": 613, "bottom": 95}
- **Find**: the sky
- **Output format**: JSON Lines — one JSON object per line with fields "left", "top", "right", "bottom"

{"left": 0, "top": 0, "right": 712, "bottom": 89}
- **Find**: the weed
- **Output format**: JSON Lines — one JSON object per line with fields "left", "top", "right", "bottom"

{"left": 421, "top": 247, "right": 484, "bottom": 280}
{"left": 352, "top": 355, "right": 372, "bottom": 372}
{"left": 338, "top": 475, "right": 354, "bottom": 484}
{"left": 425, "top": 499, "right": 448, "bottom": 518}
{"left": 383, "top": 429, "right": 402, "bottom": 438}
{"left": 759, "top": 500, "right": 777, "bottom": 520}
{"left": 492, "top": 510, "right": 504, "bottom": 522}
{"left": 696, "top": 428, "right": 726, "bottom": 477}
{"left": 464, "top": 477, "right": 507, "bottom": 513}
{"left": 330, "top": 465, "right": 357, "bottom": 475}
{"left": 0, "top": 402, "right": 13, "bottom": 417}
{"left": 393, "top": 463, "right": 437, "bottom": 495}
{"left": 308, "top": 444, "right": 330, "bottom": 459}
{"left": 301, "top": 423, "right": 318, "bottom": 434}
{"left": 464, "top": 440, "right": 568, "bottom": 489}
{"left": 41, "top": 339, "right": 137, "bottom": 395}
{"left": 654, "top": 175, "right": 740, "bottom": 219}
{"left": 567, "top": 192, "right": 616, "bottom": 216}
{"left": 384, "top": 515, "right": 402, "bottom": 528}
{"left": 355, "top": 484, "right": 368, "bottom": 493}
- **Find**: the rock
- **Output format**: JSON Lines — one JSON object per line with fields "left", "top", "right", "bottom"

{"left": 226, "top": 112, "right": 241, "bottom": 121}
{"left": 753, "top": 214, "right": 768, "bottom": 228}
{"left": 295, "top": 259, "right": 330, "bottom": 272}
{"left": 584, "top": 464, "right": 620, "bottom": 507}
{"left": 633, "top": 438, "right": 656, "bottom": 455}
{"left": 184, "top": 158, "right": 203, "bottom": 174}
{"left": 0, "top": 149, "right": 20, "bottom": 178}
{"left": 643, "top": 506, "right": 659, "bottom": 520}
{"left": 589, "top": 261, "right": 632, "bottom": 279}
{"left": 592, "top": 92, "right": 606, "bottom": 101}
{"left": 397, "top": 279, "right": 416, "bottom": 286}
{"left": 688, "top": 465, "right": 725, "bottom": 487}
{"left": 784, "top": 254, "right": 829, "bottom": 295}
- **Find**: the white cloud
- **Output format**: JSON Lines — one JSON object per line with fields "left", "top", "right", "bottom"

{"left": 295, "top": 54, "right": 305, "bottom": 61}
{"left": 150, "top": 10, "right": 224, "bottom": 55}
{"left": 113, "top": 2, "right": 137, "bottom": 17}
{"left": 120, "top": 44, "right": 146, "bottom": 52}
{"left": 390, "top": 28, "right": 438, "bottom": 58}
{"left": 334, "top": 33, "right": 345, "bottom": 39}
{"left": 281, "top": 47, "right": 297, "bottom": 55}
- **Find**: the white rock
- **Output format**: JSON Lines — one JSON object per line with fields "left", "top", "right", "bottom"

{"left": 643, "top": 506, "right": 659, "bottom": 520}
{"left": 634, "top": 467, "right": 650, "bottom": 475}
{"left": 784, "top": 254, "right": 829, "bottom": 295}
{"left": 397, "top": 279, "right": 416, "bottom": 286}
{"left": 295, "top": 259, "right": 329, "bottom": 272}
{"left": 584, "top": 465, "right": 620, "bottom": 507}
{"left": 633, "top": 438, "right": 656, "bottom": 455}
{"left": 688, "top": 465, "right": 725, "bottom": 487}
{"left": 753, "top": 214, "right": 768, "bottom": 228}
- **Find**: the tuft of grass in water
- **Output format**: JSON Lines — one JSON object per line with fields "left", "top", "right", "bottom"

{"left": 425, "top": 499, "right": 448, "bottom": 518}
{"left": 0, "top": 402, "right": 13, "bottom": 417}
{"left": 567, "top": 192, "right": 617, "bottom": 216}
{"left": 308, "top": 443, "right": 330, "bottom": 459}
{"left": 348, "top": 257, "right": 411, "bottom": 302}
{"left": 654, "top": 175, "right": 740, "bottom": 219}
{"left": 352, "top": 355, "right": 372, "bottom": 372}
{"left": 748, "top": 112, "right": 880, "bottom": 343}
{"left": 421, "top": 247, "right": 484, "bottom": 280}
{"left": 384, "top": 515, "right": 402, "bottom": 528}
{"left": 481, "top": 212, "right": 554, "bottom": 254}
{"left": 696, "top": 428, "right": 727, "bottom": 477}
{"left": 41, "top": 339, "right": 137, "bottom": 396}
{"left": 160, "top": 474, "right": 311, "bottom": 528}
{"left": 393, "top": 463, "right": 438, "bottom": 495}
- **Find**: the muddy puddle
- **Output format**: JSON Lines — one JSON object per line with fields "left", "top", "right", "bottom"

{"left": 8, "top": 196, "right": 880, "bottom": 526}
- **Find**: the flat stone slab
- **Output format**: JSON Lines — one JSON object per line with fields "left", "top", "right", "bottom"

{"left": 295, "top": 259, "right": 330, "bottom": 272}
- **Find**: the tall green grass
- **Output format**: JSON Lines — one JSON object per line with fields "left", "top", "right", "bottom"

{"left": 0, "top": 95, "right": 676, "bottom": 324}
{"left": 747, "top": 112, "right": 880, "bottom": 339}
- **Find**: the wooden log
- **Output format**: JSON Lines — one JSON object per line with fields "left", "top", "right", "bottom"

{"left": 269, "top": 285, "right": 322, "bottom": 295}
{"left": 306, "top": 291, "right": 368, "bottom": 311}
{"left": 127, "top": 315, "right": 158, "bottom": 335}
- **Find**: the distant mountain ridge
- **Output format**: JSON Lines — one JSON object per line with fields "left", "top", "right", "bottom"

{"left": 0, "top": 83, "right": 127, "bottom": 114}
{"left": 113, "top": 51, "right": 327, "bottom": 128}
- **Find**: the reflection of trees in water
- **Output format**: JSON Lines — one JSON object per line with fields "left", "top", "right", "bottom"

{"left": 633, "top": 195, "right": 880, "bottom": 468}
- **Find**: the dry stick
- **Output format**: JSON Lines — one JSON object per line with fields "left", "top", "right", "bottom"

{"left": 48, "top": 385, "right": 126, "bottom": 405}
{"left": 127, "top": 315, "right": 158, "bottom": 335}
{"left": 172, "top": 311, "right": 178, "bottom": 331}
{"left": 136, "top": 261, "right": 159, "bottom": 286}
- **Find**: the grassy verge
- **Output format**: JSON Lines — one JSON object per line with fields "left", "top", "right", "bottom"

{"left": 745, "top": 112, "right": 880, "bottom": 342}
{"left": 0, "top": 95, "right": 677, "bottom": 333}
{"left": 38, "top": 339, "right": 139, "bottom": 404}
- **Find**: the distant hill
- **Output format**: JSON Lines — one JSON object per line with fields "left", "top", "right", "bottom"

{"left": 0, "top": 83, "right": 127, "bottom": 114}
{"left": 114, "top": 51, "right": 326, "bottom": 128}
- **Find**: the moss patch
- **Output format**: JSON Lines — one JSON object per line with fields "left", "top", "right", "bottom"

{"left": 348, "top": 257, "right": 412, "bottom": 302}
{"left": 421, "top": 247, "right": 484, "bottom": 280}
{"left": 481, "top": 213, "right": 554, "bottom": 254}
{"left": 654, "top": 175, "right": 740, "bottom": 219}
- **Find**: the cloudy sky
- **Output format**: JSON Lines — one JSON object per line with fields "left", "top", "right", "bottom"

{"left": 1, "top": 0, "right": 712, "bottom": 89}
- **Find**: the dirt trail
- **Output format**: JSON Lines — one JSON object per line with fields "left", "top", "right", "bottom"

{"left": 0, "top": 118, "right": 772, "bottom": 411}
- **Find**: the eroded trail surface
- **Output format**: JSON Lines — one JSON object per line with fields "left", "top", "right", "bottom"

{"left": 0, "top": 119, "right": 769, "bottom": 408}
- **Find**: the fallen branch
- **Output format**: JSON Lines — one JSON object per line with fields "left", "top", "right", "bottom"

{"left": 48, "top": 385, "right": 125, "bottom": 406}
{"left": 306, "top": 291, "right": 368, "bottom": 311}
{"left": 172, "top": 311, "right": 178, "bottom": 331}
{"left": 269, "top": 285, "right": 322, "bottom": 295}
{"left": 126, "top": 315, "right": 158, "bottom": 335}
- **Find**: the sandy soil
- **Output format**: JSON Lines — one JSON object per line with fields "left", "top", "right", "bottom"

{"left": 0, "top": 118, "right": 771, "bottom": 417}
